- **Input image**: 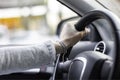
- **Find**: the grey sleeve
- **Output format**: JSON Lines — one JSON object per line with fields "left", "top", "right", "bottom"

{"left": 0, "top": 41, "right": 56, "bottom": 75}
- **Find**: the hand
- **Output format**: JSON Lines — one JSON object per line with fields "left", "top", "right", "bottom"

{"left": 60, "top": 23, "right": 90, "bottom": 48}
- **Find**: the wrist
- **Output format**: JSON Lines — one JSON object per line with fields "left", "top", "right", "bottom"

{"left": 53, "top": 41, "right": 67, "bottom": 54}
{"left": 62, "top": 39, "right": 72, "bottom": 48}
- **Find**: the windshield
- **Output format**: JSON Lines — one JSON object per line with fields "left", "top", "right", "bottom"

{"left": 96, "top": 0, "right": 120, "bottom": 18}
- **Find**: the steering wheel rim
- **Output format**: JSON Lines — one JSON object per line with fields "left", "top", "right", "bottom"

{"left": 73, "top": 9, "right": 120, "bottom": 79}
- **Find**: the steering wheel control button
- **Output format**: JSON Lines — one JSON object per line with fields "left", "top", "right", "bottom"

{"left": 94, "top": 41, "right": 106, "bottom": 53}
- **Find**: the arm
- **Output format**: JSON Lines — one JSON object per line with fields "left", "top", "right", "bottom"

{"left": 0, "top": 24, "right": 89, "bottom": 75}
{"left": 0, "top": 41, "right": 56, "bottom": 75}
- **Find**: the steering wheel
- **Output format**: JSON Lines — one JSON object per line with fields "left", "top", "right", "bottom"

{"left": 56, "top": 9, "right": 120, "bottom": 80}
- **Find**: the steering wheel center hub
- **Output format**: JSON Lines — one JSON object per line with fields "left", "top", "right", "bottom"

{"left": 68, "top": 51, "right": 112, "bottom": 80}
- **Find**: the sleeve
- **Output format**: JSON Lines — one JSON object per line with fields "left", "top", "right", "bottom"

{"left": 0, "top": 41, "right": 56, "bottom": 75}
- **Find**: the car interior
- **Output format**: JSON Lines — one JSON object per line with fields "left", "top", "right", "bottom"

{"left": 0, "top": 0, "right": 120, "bottom": 80}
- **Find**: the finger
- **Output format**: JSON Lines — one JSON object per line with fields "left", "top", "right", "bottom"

{"left": 81, "top": 28, "right": 90, "bottom": 37}
{"left": 85, "top": 28, "right": 90, "bottom": 35}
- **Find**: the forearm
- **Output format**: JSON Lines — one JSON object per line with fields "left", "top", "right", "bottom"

{"left": 0, "top": 41, "right": 56, "bottom": 75}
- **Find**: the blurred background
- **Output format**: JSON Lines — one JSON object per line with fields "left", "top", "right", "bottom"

{"left": 0, "top": 0, "right": 77, "bottom": 44}
{"left": 0, "top": 0, "right": 120, "bottom": 45}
